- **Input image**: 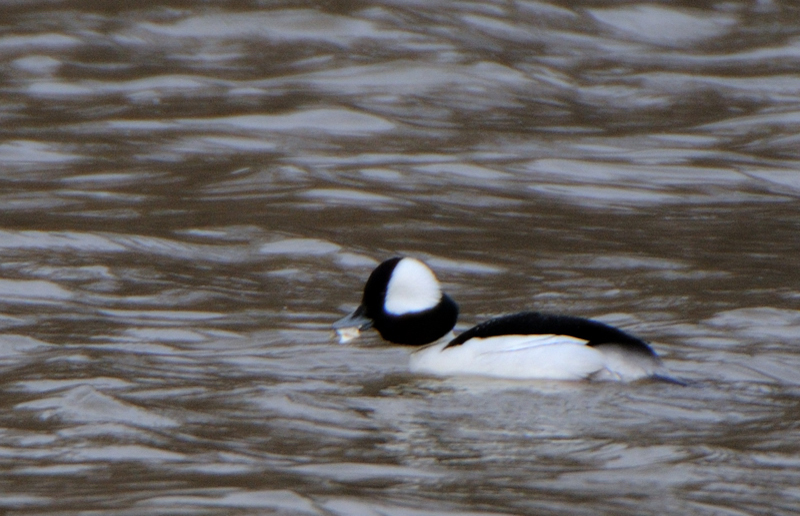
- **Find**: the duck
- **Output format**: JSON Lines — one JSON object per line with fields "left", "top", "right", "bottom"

{"left": 333, "top": 256, "right": 672, "bottom": 382}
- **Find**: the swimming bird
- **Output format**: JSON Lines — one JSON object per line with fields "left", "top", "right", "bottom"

{"left": 334, "top": 256, "right": 671, "bottom": 382}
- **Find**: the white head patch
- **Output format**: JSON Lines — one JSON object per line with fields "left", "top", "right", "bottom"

{"left": 384, "top": 258, "right": 442, "bottom": 315}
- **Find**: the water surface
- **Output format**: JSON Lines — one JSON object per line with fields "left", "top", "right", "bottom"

{"left": 1, "top": 1, "right": 800, "bottom": 515}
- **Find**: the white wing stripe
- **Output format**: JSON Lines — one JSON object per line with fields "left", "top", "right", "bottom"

{"left": 468, "top": 334, "right": 589, "bottom": 355}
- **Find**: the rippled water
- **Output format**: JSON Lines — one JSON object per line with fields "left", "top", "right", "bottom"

{"left": 2, "top": 1, "right": 800, "bottom": 514}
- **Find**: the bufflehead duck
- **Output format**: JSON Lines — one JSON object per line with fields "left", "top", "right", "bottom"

{"left": 334, "top": 257, "right": 670, "bottom": 382}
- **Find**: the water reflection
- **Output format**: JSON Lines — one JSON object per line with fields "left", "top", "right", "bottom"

{"left": 1, "top": 0, "right": 800, "bottom": 515}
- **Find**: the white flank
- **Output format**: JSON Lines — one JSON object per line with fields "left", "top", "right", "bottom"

{"left": 384, "top": 258, "right": 442, "bottom": 315}
{"left": 409, "top": 334, "right": 609, "bottom": 381}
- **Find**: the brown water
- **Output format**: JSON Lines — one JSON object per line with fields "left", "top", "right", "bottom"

{"left": 2, "top": 1, "right": 800, "bottom": 514}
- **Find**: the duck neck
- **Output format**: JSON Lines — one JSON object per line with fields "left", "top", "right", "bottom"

{"left": 374, "top": 294, "right": 459, "bottom": 346}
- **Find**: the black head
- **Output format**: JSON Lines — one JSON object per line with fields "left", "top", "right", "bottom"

{"left": 346, "top": 257, "right": 459, "bottom": 345}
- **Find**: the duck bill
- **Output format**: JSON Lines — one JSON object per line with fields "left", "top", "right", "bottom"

{"left": 333, "top": 305, "right": 373, "bottom": 344}
{"left": 332, "top": 305, "right": 373, "bottom": 331}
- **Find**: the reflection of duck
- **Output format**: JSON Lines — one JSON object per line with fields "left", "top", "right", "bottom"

{"left": 334, "top": 257, "right": 673, "bottom": 382}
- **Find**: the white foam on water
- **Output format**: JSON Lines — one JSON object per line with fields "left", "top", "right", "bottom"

{"left": 745, "top": 169, "right": 800, "bottom": 193}
{"left": 69, "top": 445, "right": 186, "bottom": 462}
{"left": 0, "top": 33, "right": 81, "bottom": 50}
{"left": 414, "top": 162, "right": 512, "bottom": 181}
{"left": 98, "top": 309, "right": 225, "bottom": 321}
{"left": 524, "top": 159, "right": 748, "bottom": 187}
{"left": 0, "top": 495, "right": 50, "bottom": 508}
{"left": 301, "top": 188, "right": 404, "bottom": 206}
{"left": 11, "top": 55, "right": 61, "bottom": 74}
{"left": 12, "top": 464, "right": 97, "bottom": 476}
{"left": 26, "top": 81, "right": 95, "bottom": 96}
{"left": 0, "top": 279, "right": 74, "bottom": 303}
{"left": 120, "top": 327, "right": 210, "bottom": 343}
{"left": 588, "top": 5, "right": 737, "bottom": 47}
{"left": 259, "top": 238, "right": 341, "bottom": 256}
{"left": 167, "top": 136, "right": 278, "bottom": 154}
{"left": 0, "top": 140, "right": 83, "bottom": 163}
{"left": 14, "top": 377, "right": 132, "bottom": 394}
{"left": 16, "top": 385, "right": 179, "bottom": 428}
{"left": 301, "top": 61, "right": 532, "bottom": 96}
{"left": 322, "top": 498, "right": 514, "bottom": 516}
{"left": 178, "top": 108, "right": 395, "bottom": 136}
{"left": 705, "top": 307, "right": 800, "bottom": 343}
{"left": 290, "top": 462, "right": 444, "bottom": 482}
{"left": 141, "top": 489, "right": 320, "bottom": 513}
{"left": 0, "top": 230, "right": 126, "bottom": 252}
{"left": 140, "top": 10, "right": 386, "bottom": 44}
{"left": 0, "top": 335, "right": 51, "bottom": 361}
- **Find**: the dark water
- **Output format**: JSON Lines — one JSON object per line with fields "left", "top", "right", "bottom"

{"left": 2, "top": 1, "right": 800, "bottom": 514}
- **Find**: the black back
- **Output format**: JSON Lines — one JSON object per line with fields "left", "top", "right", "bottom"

{"left": 444, "top": 311, "right": 656, "bottom": 357}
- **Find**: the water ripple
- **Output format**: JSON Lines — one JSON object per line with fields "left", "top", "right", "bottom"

{"left": 17, "top": 385, "right": 179, "bottom": 428}
{"left": 2, "top": 2, "right": 800, "bottom": 515}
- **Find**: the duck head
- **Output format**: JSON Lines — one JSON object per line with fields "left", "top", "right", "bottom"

{"left": 334, "top": 257, "right": 459, "bottom": 345}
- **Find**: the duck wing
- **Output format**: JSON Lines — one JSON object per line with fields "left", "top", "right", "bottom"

{"left": 445, "top": 311, "right": 657, "bottom": 358}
